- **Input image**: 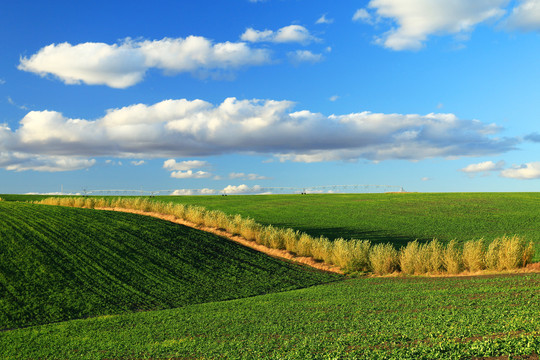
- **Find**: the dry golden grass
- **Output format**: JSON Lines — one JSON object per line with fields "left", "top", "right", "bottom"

{"left": 443, "top": 239, "right": 462, "bottom": 274}
{"left": 462, "top": 239, "right": 486, "bottom": 272}
{"left": 369, "top": 243, "right": 399, "bottom": 275}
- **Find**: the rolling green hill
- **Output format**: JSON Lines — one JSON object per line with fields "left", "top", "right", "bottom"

{"left": 2, "top": 273, "right": 539, "bottom": 359}
{"left": 0, "top": 202, "right": 340, "bottom": 330}
{"left": 154, "top": 192, "right": 540, "bottom": 255}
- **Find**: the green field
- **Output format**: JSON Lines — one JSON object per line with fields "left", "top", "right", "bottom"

{"left": 153, "top": 192, "right": 540, "bottom": 258}
{"left": 1, "top": 194, "right": 539, "bottom": 359}
{"left": 0, "top": 201, "right": 340, "bottom": 330}
{"left": 2, "top": 273, "right": 539, "bottom": 359}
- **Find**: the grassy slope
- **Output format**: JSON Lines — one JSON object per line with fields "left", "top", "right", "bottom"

{"left": 154, "top": 193, "right": 540, "bottom": 254}
{"left": 0, "top": 202, "right": 340, "bottom": 330}
{"left": 2, "top": 273, "right": 539, "bottom": 359}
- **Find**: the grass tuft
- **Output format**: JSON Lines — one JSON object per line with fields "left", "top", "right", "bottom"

{"left": 443, "top": 239, "right": 463, "bottom": 274}
{"left": 369, "top": 243, "right": 399, "bottom": 275}
{"left": 462, "top": 239, "right": 486, "bottom": 272}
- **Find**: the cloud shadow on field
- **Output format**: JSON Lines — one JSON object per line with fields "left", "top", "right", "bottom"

{"left": 271, "top": 224, "right": 423, "bottom": 249}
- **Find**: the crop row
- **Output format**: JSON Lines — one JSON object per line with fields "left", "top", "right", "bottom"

{"left": 0, "top": 201, "right": 339, "bottom": 329}
{"left": 37, "top": 197, "right": 536, "bottom": 275}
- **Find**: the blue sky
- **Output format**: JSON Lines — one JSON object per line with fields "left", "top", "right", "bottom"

{"left": 1, "top": 0, "right": 540, "bottom": 194}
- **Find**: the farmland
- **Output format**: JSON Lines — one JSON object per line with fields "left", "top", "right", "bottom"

{"left": 153, "top": 192, "right": 540, "bottom": 259}
{"left": 2, "top": 273, "right": 539, "bottom": 359}
{"left": 1, "top": 193, "right": 539, "bottom": 359}
{"left": 0, "top": 201, "right": 340, "bottom": 330}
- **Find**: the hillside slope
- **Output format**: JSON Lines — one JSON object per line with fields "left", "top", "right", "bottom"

{"left": 2, "top": 273, "right": 539, "bottom": 359}
{"left": 0, "top": 202, "right": 340, "bottom": 329}
{"left": 154, "top": 193, "right": 540, "bottom": 254}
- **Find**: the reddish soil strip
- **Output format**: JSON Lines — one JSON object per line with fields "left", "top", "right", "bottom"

{"left": 96, "top": 207, "right": 344, "bottom": 275}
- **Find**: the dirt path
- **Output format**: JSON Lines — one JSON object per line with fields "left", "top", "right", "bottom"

{"left": 96, "top": 207, "right": 344, "bottom": 275}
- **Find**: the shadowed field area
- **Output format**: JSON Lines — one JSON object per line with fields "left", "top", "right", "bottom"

{"left": 0, "top": 202, "right": 340, "bottom": 330}
{"left": 152, "top": 192, "right": 540, "bottom": 257}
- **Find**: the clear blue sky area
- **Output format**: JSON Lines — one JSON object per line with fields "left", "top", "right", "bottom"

{"left": 1, "top": 0, "right": 540, "bottom": 194}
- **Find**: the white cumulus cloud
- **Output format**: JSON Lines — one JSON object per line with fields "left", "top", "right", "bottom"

{"left": 366, "top": 0, "right": 508, "bottom": 50}
{"left": 163, "top": 159, "right": 210, "bottom": 171}
{"left": 163, "top": 159, "right": 212, "bottom": 179}
{"left": 0, "top": 153, "right": 95, "bottom": 172}
{"left": 18, "top": 37, "right": 271, "bottom": 88}
{"left": 460, "top": 160, "right": 505, "bottom": 173}
{"left": 353, "top": 8, "right": 374, "bottom": 23}
{"left": 0, "top": 97, "right": 518, "bottom": 172}
{"left": 241, "top": 25, "right": 318, "bottom": 44}
{"left": 288, "top": 50, "right": 323, "bottom": 64}
{"left": 222, "top": 184, "right": 263, "bottom": 194}
{"left": 316, "top": 14, "right": 334, "bottom": 24}
{"left": 170, "top": 170, "right": 212, "bottom": 179}
{"left": 506, "top": 0, "right": 540, "bottom": 30}
{"left": 500, "top": 162, "right": 540, "bottom": 179}
{"left": 171, "top": 188, "right": 217, "bottom": 195}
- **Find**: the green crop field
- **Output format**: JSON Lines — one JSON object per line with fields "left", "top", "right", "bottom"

{"left": 0, "top": 201, "right": 340, "bottom": 330}
{"left": 1, "top": 194, "right": 539, "bottom": 359}
{"left": 153, "top": 192, "right": 540, "bottom": 259}
{"left": 2, "top": 273, "right": 539, "bottom": 359}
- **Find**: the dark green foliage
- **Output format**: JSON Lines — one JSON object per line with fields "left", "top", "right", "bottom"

{"left": 0, "top": 202, "right": 340, "bottom": 330}
{"left": 0, "top": 194, "right": 52, "bottom": 202}
{"left": 2, "top": 273, "right": 539, "bottom": 359}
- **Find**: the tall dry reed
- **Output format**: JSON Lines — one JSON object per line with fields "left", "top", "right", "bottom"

{"left": 369, "top": 243, "right": 399, "bottom": 275}
{"left": 462, "top": 239, "right": 485, "bottom": 272}
{"left": 443, "top": 239, "right": 462, "bottom": 274}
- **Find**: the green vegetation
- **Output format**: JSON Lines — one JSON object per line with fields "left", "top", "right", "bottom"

{"left": 35, "top": 196, "right": 536, "bottom": 275}
{"left": 2, "top": 273, "right": 539, "bottom": 359}
{"left": 1, "top": 194, "right": 539, "bottom": 359}
{"left": 0, "top": 194, "right": 52, "bottom": 202}
{"left": 153, "top": 192, "right": 540, "bottom": 254}
{"left": 0, "top": 201, "right": 340, "bottom": 330}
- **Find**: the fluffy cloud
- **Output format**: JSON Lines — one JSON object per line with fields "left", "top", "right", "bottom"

{"left": 364, "top": 0, "right": 508, "bottom": 50}
{"left": 241, "top": 25, "right": 318, "bottom": 44}
{"left": 353, "top": 9, "right": 374, "bottom": 23}
{"left": 0, "top": 152, "right": 95, "bottom": 172}
{"left": 171, "top": 188, "right": 217, "bottom": 195}
{"left": 222, "top": 184, "right": 263, "bottom": 194}
{"left": 170, "top": 170, "right": 212, "bottom": 179}
{"left": 131, "top": 160, "right": 145, "bottom": 166}
{"left": 460, "top": 160, "right": 505, "bottom": 173}
{"left": 500, "top": 162, "right": 540, "bottom": 179}
{"left": 163, "top": 159, "right": 209, "bottom": 171}
{"left": 506, "top": 0, "right": 540, "bottom": 30}
{"left": 316, "top": 14, "right": 334, "bottom": 25}
{"left": 0, "top": 97, "right": 517, "bottom": 172}
{"left": 163, "top": 159, "right": 212, "bottom": 179}
{"left": 18, "top": 37, "right": 271, "bottom": 88}
{"left": 287, "top": 50, "right": 323, "bottom": 64}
